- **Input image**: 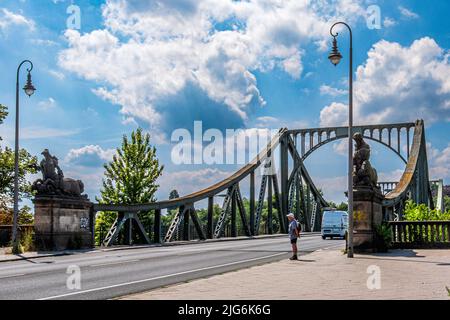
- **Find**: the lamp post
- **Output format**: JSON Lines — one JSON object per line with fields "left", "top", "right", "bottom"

{"left": 328, "top": 22, "right": 354, "bottom": 258}
{"left": 12, "top": 60, "right": 36, "bottom": 253}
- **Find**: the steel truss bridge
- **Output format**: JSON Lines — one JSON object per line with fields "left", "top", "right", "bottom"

{"left": 94, "top": 119, "right": 443, "bottom": 246}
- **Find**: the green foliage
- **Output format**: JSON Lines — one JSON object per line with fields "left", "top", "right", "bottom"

{"left": 19, "top": 228, "right": 35, "bottom": 252}
{"left": 0, "top": 204, "right": 34, "bottom": 225}
{"left": 0, "top": 104, "right": 7, "bottom": 137}
{"left": 0, "top": 147, "right": 38, "bottom": 201}
{"left": 167, "top": 189, "right": 180, "bottom": 215}
{"left": 1, "top": 104, "right": 38, "bottom": 202}
{"left": 403, "top": 200, "right": 450, "bottom": 221}
{"left": 374, "top": 223, "right": 392, "bottom": 252}
{"left": 327, "top": 201, "right": 348, "bottom": 211}
{"left": 95, "top": 128, "right": 164, "bottom": 244}
{"left": 444, "top": 196, "right": 450, "bottom": 213}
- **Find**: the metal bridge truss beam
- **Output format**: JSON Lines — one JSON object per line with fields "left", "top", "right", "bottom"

{"left": 102, "top": 212, "right": 151, "bottom": 247}
{"left": 213, "top": 184, "right": 252, "bottom": 238}
{"left": 253, "top": 160, "right": 285, "bottom": 235}
{"left": 382, "top": 120, "right": 434, "bottom": 221}
{"left": 164, "top": 204, "right": 206, "bottom": 242}
{"left": 288, "top": 122, "right": 416, "bottom": 164}
{"left": 285, "top": 135, "right": 327, "bottom": 232}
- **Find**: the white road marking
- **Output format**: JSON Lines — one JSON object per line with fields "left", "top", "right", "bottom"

{"left": 89, "top": 260, "right": 140, "bottom": 267}
{"left": 38, "top": 252, "right": 287, "bottom": 300}
{"left": 0, "top": 273, "right": 26, "bottom": 279}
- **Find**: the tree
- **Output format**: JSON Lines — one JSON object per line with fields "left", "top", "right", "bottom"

{"left": 327, "top": 200, "right": 348, "bottom": 211}
{"left": 95, "top": 128, "right": 164, "bottom": 244}
{"left": 403, "top": 200, "right": 450, "bottom": 221}
{"left": 0, "top": 147, "right": 38, "bottom": 201}
{"left": 0, "top": 104, "right": 7, "bottom": 140}
{"left": 0, "top": 204, "right": 34, "bottom": 225}
{"left": 0, "top": 104, "right": 38, "bottom": 213}
{"left": 167, "top": 189, "right": 180, "bottom": 213}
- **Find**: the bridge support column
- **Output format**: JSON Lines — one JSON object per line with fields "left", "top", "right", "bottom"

{"left": 352, "top": 187, "right": 384, "bottom": 253}
{"left": 250, "top": 172, "right": 255, "bottom": 235}
{"left": 33, "top": 195, "right": 94, "bottom": 251}
{"left": 280, "top": 135, "right": 289, "bottom": 233}
{"left": 154, "top": 209, "right": 161, "bottom": 243}
{"left": 183, "top": 207, "right": 190, "bottom": 241}
{"left": 207, "top": 197, "right": 214, "bottom": 239}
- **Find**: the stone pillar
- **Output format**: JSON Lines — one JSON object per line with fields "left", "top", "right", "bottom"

{"left": 352, "top": 187, "right": 383, "bottom": 253}
{"left": 33, "top": 196, "right": 94, "bottom": 251}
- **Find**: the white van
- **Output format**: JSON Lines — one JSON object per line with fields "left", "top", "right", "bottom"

{"left": 321, "top": 210, "right": 348, "bottom": 239}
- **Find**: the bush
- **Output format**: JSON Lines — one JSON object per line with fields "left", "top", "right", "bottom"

{"left": 19, "top": 229, "right": 35, "bottom": 252}
{"left": 403, "top": 200, "right": 450, "bottom": 221}
{"left": 375, "top": 223, "right": 392, "bottom": 252}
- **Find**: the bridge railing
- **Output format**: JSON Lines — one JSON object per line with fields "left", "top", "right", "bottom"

{"left": 388, "top": 221, "right": 450, "bottom": 248}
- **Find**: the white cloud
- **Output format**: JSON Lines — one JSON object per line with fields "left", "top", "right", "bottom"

{"left": 428, "top": 143, "right": 450, "bottom": 181}
{"left": 31, "top": 39, "right": 58, "bottom": 46}
{"left": 314, "top": 175, "right": 347, "bottom": 203}
{"left": 58, "top": 0, "right": 366, "bottom": 134}
{"left": 383, "top": 17, "right": 397, "bottom": 28}
{"left": 320, "top": 102, "right": 348, "bottom": 127}
{"left": 48, "top": 69, "right": 65, "bottom": 80}
{"left": 37, "top": 97, "right": 57, "bottom": 110}
{"left": 320, "top": 37, "right": 450, "bottom": 126}
{"left": 332, "top": 140, "right": 347, "bottom": 156}
{"left": 377, "top": 169, "right": 404, "bottom": 182}
{"left": 65, "top": 145, "right": 116, "bottom": 167}
{"left": 398, "top": 6, "right": 419, "bottom": 19}
{"left": 21, "top": 126, "right": 78, "bottom": 139}
{"left": 319, "top": 84, "right": 347, "bottom": 96}
{"left": 158, "top": 168, "right": 233, "bottom": 198}
{"left": 0, "top": 8, "right": 35, "bottom": 32}
{"left": 255, "top": 116, "right": 280, "bottom": 128}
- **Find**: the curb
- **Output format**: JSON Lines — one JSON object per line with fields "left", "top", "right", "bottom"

{"left": 0, "top": 232, "right": 321, "bottom": 263}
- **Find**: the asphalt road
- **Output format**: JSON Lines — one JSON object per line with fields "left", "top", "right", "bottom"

{"left": 0, "top": 234, "right": 344, "bottom": 300}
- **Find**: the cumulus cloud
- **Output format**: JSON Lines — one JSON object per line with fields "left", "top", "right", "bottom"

{"left": 65, "top": 145, "right": 116, "bottom": 167}
{"left": 320, "top": 37, "right": 450, "bottom": 126}
{"left": 0, "top": 8, "right": 35, "bottom": 32}
{"left": 58, "top": 0, "right": 366, "bottom": 136}
{"left": 320, "top": 102, "right": 348, "bottom": 127}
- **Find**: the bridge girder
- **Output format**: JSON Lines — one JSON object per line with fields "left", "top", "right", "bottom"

{"left": 94, "top": 120, "right": 434, "bottom": 245}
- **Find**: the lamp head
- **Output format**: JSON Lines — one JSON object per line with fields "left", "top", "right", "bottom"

{"left": 23, "top": 71, "right": 36, "bottom": 97}
{"left": 328, "top": 36, "right": 342, "bottom": 66}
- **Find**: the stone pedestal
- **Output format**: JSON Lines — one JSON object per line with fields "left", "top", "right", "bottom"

{"left": 33, "top": 196, "right": 94, "bottom": 251}
{"left": 352, "top": 187, "right": 384, "bottom": 253}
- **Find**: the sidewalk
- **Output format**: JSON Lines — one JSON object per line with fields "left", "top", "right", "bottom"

{"left": 119, "top": 248, "right": 450, "bottom": 300}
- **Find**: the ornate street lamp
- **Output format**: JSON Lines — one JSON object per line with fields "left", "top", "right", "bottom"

{"left": 328, "top": 22, "right": 354, "bottom": 258}
{"left": 12, "top": 60, "right": 35, "bottom": 253}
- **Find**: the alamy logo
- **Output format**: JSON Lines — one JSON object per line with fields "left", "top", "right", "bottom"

{"left": 66, "top": 265, "right": 81, "bottom": 290}
{"left": 366, "top": 5, "right": 381, "bottom": 30}
{"left": 366, "top": 265, "right": 381, "bottom": 290}
{"left": 171, "top": 121, "right": 279, "bottom": 169}
{"left": 66, "top": 4, "right": 81, "bottom": 30}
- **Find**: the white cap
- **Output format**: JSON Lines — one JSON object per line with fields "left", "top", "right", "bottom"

{"left": 286, "top": 213, "right": 295, "bottom": 218}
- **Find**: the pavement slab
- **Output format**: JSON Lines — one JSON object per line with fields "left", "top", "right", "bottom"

{"left": 119, "top": 248, "right": 450, "bottom": 300}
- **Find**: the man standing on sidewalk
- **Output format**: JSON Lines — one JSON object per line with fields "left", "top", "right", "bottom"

{"left": 287, "top": 213, "right": 299, "bottom": 260}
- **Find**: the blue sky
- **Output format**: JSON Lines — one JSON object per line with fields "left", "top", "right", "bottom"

{"left": 0, "top": 0, "right": 449, "bottom": 207}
